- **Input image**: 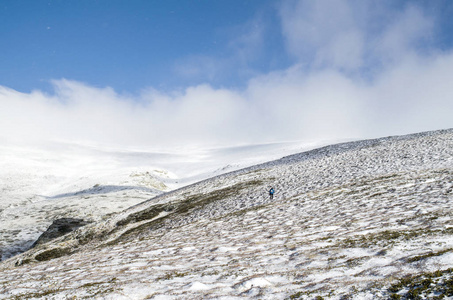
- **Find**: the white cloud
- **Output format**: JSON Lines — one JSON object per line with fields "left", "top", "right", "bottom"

{"left": 279, "top": 0, "right": 366, "bottom": 70}
{"left": 3, "top": 49, "right": 452, "bottom": 151}
{"left": 227, "top": 17, "right": 266, "bottom": 66}
{"left": 279, "top": 0, "right": 436, "bottom": 71}
{"left": 375, "top": 5, "right": 435, "bottom": 65}
{"left": 1, "top": 1, "right": 452, "bottom": 151}
{"left": 368, "top": 53, "right": 453, "bottom": 135}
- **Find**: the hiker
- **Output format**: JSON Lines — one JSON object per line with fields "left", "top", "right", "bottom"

{"left": 269, "top": 187, "right": 275, "bottom": 199}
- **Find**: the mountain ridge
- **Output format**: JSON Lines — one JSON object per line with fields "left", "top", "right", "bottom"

{"left": 1, "top": 128, "right": 453, "bottom": 299}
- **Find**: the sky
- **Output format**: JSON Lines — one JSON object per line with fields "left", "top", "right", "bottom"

{"left": 1, "top": 0, "right": 453, "bottom": 150}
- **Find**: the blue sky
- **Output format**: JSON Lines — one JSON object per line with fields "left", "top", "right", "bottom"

{"left": 1, "top": 0, "right": 453, "bottom": 149}
{"left": 1, "top": 0, "right": 286, "bottom": 93}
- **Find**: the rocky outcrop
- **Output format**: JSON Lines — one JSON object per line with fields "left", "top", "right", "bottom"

{"left": 32, "top": 218, "right": 92, "bottom": 248}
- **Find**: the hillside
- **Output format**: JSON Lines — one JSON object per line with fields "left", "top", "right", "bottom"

{"left": 0, "top": 140, "right": 308, "bottom": 260}
{"left": 1, "top": 129, "right": 453, "bottom": 299}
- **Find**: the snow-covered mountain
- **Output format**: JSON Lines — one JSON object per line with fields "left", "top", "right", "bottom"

{"left": 1, "top": 129, "right": 453, "bottom": 299}
{"left": 0, "top": 140, "right": 314, "bottom": 260}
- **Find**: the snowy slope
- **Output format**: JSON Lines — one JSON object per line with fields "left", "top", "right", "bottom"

{"left": 0, "top": 140, "right": 313, "bottom": 260}
{"left": 1, "top": 129, "right": 453, "bottom": 299}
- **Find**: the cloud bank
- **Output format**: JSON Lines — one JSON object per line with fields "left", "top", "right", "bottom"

{"left": 1, "top": 0, "right": 452, "bottom": 150}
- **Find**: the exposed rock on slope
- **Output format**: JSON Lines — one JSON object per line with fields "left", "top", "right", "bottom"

{"left": 1, "top": 129, "right": 453, "bottom": 299}
{"left": 31, "top": 218, "right": 92, "bottom": 248}
{"left": 0, "top": 140, "right": 306, "bottom": 261}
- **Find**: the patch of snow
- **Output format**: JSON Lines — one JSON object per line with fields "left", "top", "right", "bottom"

{"left": 187, "top": 281, "right": 212, "bottom": 291}
{"left": 0, "top": 129, "right": 453, "bottom": 299}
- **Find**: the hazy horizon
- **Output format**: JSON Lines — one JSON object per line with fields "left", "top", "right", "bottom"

{"left": 1, "top": 0, "right": 453, "bottom": 150}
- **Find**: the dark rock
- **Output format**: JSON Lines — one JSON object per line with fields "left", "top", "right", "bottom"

{"left": 32, "top": 218, "right": 92, "bottom": 248}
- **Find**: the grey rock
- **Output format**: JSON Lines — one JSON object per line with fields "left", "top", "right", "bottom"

{"left": 32, "top": 218, "right": 92, "bottom": 248}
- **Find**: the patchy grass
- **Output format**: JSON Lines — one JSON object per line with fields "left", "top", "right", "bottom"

{"left": 34, "top": 247, "right": 73, "bottom": 262}
{"left": 339, "top": 227, "right": 453, "bottom": 249}
{"left": 287, "top": 290, "right": 326, "bottom": 300}
{"left": 78, "top": 277, "right": 118, "bottom": 297}
{"left": 15, "top": 179, "right": 266, "bottom": 264}
{"left": 10, "top": 278, "right": 118, "bottom": 299}
{"left": 156, "top": 271, "right": 189, "bottom": 281}
{"left": 107, "top": 180, "right": 265, "bottom": 243}
{"left": 175, "top": 180, "right": 263, "bottom": 215}
{"left": 406, "top": 248, "right": 453, "bottom": 263}
{"left": 118, "top": 179, "right": 264, "bottom": 228}
{"left": 116, "top": 203, "right": 175, "bottom": 226}
{"left": 12, "top": 289, "right": 62, "bottom": 299}
{"left": 287, "top": 291, "right": 306, "bottom": 299}
{"left": 340, "top": 230, "right": 410, "bottom": 248}
{"left": 388, "top": 268, "right": 453, "bottom": 299}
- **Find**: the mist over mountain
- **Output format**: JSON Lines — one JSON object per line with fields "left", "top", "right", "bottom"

{"left": 0, "top": 139, "right": 312, "bottom": 261}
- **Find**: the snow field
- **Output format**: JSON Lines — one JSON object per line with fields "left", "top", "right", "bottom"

{"left": 0, "top": 129, "right": 452, "bottom": 299}
{"left": 0, "top": 141, "right": 310, "bottom": 261}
